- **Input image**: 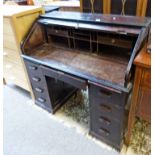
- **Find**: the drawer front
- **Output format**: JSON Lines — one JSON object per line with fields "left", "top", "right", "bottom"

{"left": 46, "top": 27, "right": 69, "bottom": 37}
{"left": 41, "top": 66, "right": 87, "bottom": 90}
{"left": 3, "top": 49, "right": 22, "bottom": 65}
{"left": 24, "top": 60, "right": 43, "bottom": 83}
{"left": 3, "top": 60, "right": 29, "bottom": 90}
{"left": 3, "top": 34, "right": 18, "bottom": 50}
{"left": 97, "top": 35, "right": 132, "bottom": 49}
{"left": 141, "top": 69, "right": 151, "bottom": 89}
{"left": 89, "top": 83, "right": 126, "bottom": 107}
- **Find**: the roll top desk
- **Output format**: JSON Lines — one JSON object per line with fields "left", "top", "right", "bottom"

{"left": 21, "top": 11, "right": 150, "bottom": 150}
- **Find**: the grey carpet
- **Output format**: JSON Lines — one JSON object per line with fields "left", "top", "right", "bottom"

{"left": 3, "top": 85, "right": 119, "bottom": 155}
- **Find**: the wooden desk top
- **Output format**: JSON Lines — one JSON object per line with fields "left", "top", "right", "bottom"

{"left": 134, "top": 45, "right": 151, "bottom": 69}
{"left": 24, "top": 44, "right": 129, "bottom": 91}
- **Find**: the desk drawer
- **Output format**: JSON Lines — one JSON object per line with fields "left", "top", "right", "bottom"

{"left": 46, "top": 26, "right": 69, "bottom": 37}
{"left": 89, "top": 82, "right": 126, "bottom": 107}
{"left": 3, "top": 60, "right": 29, "bottom": 90}
{"left": 97, "top": 35, "right": 132, "bottom": 49}
{"left": 41, "top": 66, "right": 87, "bottom": 90}
{"left": 24, "top": 60, "right": 45, "bottom": 88}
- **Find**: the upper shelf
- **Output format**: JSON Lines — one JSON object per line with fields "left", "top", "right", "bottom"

{"left": 40, "top": 11, "right": 151, "bottom": 27}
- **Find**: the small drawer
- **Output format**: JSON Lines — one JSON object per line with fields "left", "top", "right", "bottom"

{"left": 89, "top": 83, "right": 126, "bottom": 107}
{"left": 41, "top": 66, "right": 87, "bottom": 90}
{"left": 24, "top": 60, "right": 41, "bottom": 75}
{"left": 24, "top": 60, "right": 44, "bottom": 85}
{"left": 141, "top": 69, "right": 151, "bottom": 88}
{"left": 32, "top": 85, "right": 47, "bottom": 98}
{"left": 97, "top": 35, "right": 132, "bottom": 49}
{"left": 46, "top": 27, "right": 69, "bottom": 37}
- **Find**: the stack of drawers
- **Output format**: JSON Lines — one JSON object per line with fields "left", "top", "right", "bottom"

{"left": 3, "top": 17, "right": 30, "bottom": 90}
{"left": 24, "top": 60, "right": 52, "bottom": 112}
{"left": 89, "top": 83, "right": 128, "bottom": 150}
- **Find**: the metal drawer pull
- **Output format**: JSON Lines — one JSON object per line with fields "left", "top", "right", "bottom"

{"left": 32, "top": 77, "right": 41, "bottom": 82}
{"left": 99, "top": 116, "right": 111, "bottom": 125}
{"left": 35, "top": 87, "right": 43, "bottom": 93}
{"left": 100, "top": 104, "right": 111, "bottom": 112}
{"left": 29, "top": 66, "right": 37, "bottom": 70}
{"left": 38, "top": 97, "right": 46, "bottom": 103}
{"left": 99, "top": 89, "right": 112, "bottom": 96}
{"left": 99, "top": 128, "right": 110, "bottom": 136}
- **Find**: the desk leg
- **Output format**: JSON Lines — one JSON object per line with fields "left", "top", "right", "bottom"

{"left": 125, "top": 67, "right": 142, "bottom": 145}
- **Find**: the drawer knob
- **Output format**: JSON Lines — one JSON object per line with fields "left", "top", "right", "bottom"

{"left": 32, "top": 77, "right": 41, "bottom": 82}
{"left": 35, "top": 87, "right": 44, "bottom": 93}
{"left": 99, "top": 128, "right": 110, "bottom": 136}
{"left": 29, "top": 66, "right": 37, "bottom": 70}
{"left": 99, "top": 116, "right": 111, "bottom": 125}
{"left": 38, "top": 97, "right": 46, "bottom": 103}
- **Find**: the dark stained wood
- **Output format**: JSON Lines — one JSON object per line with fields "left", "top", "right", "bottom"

{"left": 40, "top": 11, "right": 150, "bottom": 27}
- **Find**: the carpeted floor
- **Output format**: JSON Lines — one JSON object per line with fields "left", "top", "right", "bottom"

{"left": 3, "top": 85, "right": 119, "bottom": 155}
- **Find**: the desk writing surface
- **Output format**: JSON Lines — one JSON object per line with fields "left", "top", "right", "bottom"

{"left": 28, "top": 44, "right": 128, "bottom": 87}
